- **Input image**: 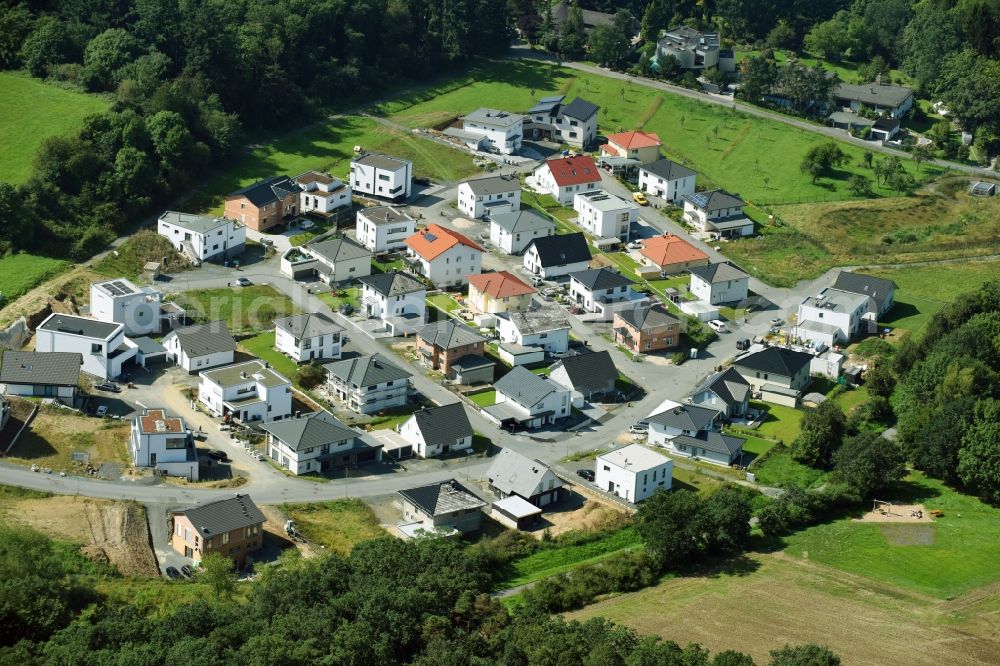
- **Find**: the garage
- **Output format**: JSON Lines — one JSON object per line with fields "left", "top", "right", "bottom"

{"left": 130, "top": 336, "right": 168, "bottom": 368}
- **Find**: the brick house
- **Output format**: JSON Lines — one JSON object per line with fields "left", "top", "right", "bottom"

{"left": 613, "top": 303, "right": 681, "bottom": 354}
{"left": 415, "top": 321, "right": 488, "bottom": 376}
{"left": 170, "top": 494, "right": 265, "bottom": 569}
{"left": 224, "top": 176, "right": 302, "bottom": 232}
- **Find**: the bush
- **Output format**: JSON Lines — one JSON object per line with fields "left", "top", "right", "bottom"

{"left": 294, "top": 363, "right": 326, "bottom": 389}
{"left": 520, "top": 551, "right": 658, "bottom": 613}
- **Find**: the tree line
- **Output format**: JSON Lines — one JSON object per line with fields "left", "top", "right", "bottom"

{"left": 0, "top": 0, "right": 512, "bottom": 260}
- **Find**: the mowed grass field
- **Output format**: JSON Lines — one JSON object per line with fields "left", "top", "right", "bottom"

{"left": 168, "top": 285, "right": 298, "bottom": 331}
{"left": 0, "top": 254, "right": 70, "bottom": 302}
{"left": 0, "top": 73, "right": 109, "bottom": 184}
{"left": 382, "top": 59, "right": 937, "bottom": 207}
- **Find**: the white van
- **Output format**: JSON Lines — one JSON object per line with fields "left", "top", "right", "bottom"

{"left": 707, "top": 319, "right": 729, "bottom": 334}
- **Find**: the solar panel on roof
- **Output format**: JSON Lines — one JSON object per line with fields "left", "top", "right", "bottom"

{"left": 424, "top": 233, "right": 437, "bottom": 242}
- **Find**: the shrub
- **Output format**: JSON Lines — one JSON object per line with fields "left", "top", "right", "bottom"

{"left": 294, "top": 363, "right": 326, "bottom": 389}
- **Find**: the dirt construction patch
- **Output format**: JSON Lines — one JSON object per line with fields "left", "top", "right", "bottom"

{"left": 857, "top": 503, "right": 934, "bottom": 524}
{"left": 2, "top": 496, "right": 158, "bottom": 578}
{"left": 540, "top": 498, "right": 628, "bottom": 538}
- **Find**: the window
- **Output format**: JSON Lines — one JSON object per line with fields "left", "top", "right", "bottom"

{"left": 90, "top": 343, "right": 102, "bottom": 353}
{"left": 603, "top": 465, "right": 610, "bottom": 471}
{"left": 222, "top": 532, "right": 229, "bottom": 545}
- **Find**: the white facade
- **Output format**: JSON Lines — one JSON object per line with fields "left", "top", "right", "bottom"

{"left": 796, "top": 289, "right": 873, "bottom": 347}
{"left": 532, "top": 162, "right": 601, "bottom": 205}
{"left": 327, "top": 373, "right": 411, "bottom": 415}
{"left": 494, "top": 383, "right": 571, "bottom": 425}
{"left": 163, "top": 339, "right": 233, "bottom": 373}
{"left": 638, "top": 169, "right": 695, "bottom": 204}
{"left": 496, "top": 313, "right": 570, "bottom": 353}
{"left": 399, "top": 417, "right": 472, "bottom": 459}
{"left": 350, "top": 153, "right": 413, "bottom": 201}
{"left": 355, "top": 207, "right": 416, "bottom": 253}
{"left": 274, "top": 323, "right": 342, "bottom": 363}
{"left": 157, "top": 211, "right": 246, "bottom": 263}
{"left": 410, "top": 243, "right": 482, "bottom": 288}
{"left": 522, "top": 243, "right": 590, "bottom": 279}
{"left": 568, "top": 281, "right": 646, "bottom": 320}
{"left": 295, "top": 173, "right": 351, "bottom": 215}
{"left": 573, "top": 191, "right": 637, "bottom": 240}
{"left": 461, "top": 109, "right": 524, "bottom": 155}
{"left": 130, "top": 409, "right": 198, "bottom": 481}
{"left": 34, "top": 314, "right": 135, "bottom": 381}
{"left": 360, "top": 283, "right": 425, "bottom": 321}
{"left": 489, "top": 215, "right": 555, "bottom": 255}
{"left": 89, "top": 279, "right": 163, "bottom": 337}
{"left": 457, "top": 179, "right": 521, "bottom": 219}
{"left": 690, "top": 273, "right": 749, "bottom": 306}
{"left": 2, "top": 382, "right": 76, "bottom": 399}
{"left": 198, "top": 361, "right": 292, "bottom": 424}
{"left": 682, "top": 195, "right": 753, "bottom": 238}
{"left": 595, "top": 444, "right": 672, "bottom": 503}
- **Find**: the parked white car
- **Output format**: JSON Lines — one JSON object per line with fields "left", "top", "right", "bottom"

{"left": 708, "top": 319, "right": 729, "bottom": 333}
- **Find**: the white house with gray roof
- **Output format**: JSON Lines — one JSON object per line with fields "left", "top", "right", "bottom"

{"left": 198, "top": 359, "right": 292, "bottom": 424}
{"left": 460, "top": 109, "right": 524, "bottom": 155}
{"left": 35, "top": 313, "right": 135, "bottom": 381}
{"left": 689, "top": 263, "right": 750, "bottom": 305}
{"left": 831, "top": 271, "right": 896, "bottom": 318}
{"left": 324, "top": 353, "right": 412, "bottom": 414}
{"left": 525, "top": 96, "right": 600, "bottom": 148}
{"left": 358, "top": 271, "right": 426, "bottom": 336}
{"left": 274, "top": 312, "right": 343, "bottom": 363}
{"left": 262, "top": 410, "right": 378, "bottom": 475}
{"left": 834, "top": 81, "right": 913, "bottom": 119}
{"left": 350, "top": 152, "right": 412, "bottom": 201}
{"left": 568, "top": 267, "right": 647, "bottom": 320}
{"left": 355, "top": 206, "right": 416, "bottom": 253}
{"left": 0, "top": 350, "right": 81, "bottom": 400}
{"left": 163, "top": 321, "right": 236, "bottom": 373}
{"left": 496, "top": 310, "right": 571, "bottom": 354}
{"left": 488, "top": 209, "right": 555, "bottom": 255}
{"left": 398, "top": 402, "right": 473, "bottom": 459}
{"left": 595, "top": 444, "right": 672, "bottom": 503}
{"left": 688, "top": 367, "right": 750, "bottom": 418}
{"left": 457, "top": 174, "right": 521, "bottom": 219}
{"left": 682, "top": 190, "right": 753, "bottom": 238}
{"left": 282, "top": 236, "right": 372, "bottom": 284}
{"left": 484, "top": 366, "right": 570, "bottom": 430}
{"left": 548, "top": 350, "right": 619, "bottom": 403}
{"left": 572, "top": 190, "right": 637, "bottom": 241}
{"left": 157, "top": 211, "right": 245, "bottom": 263}
{"left": 638, "top": 158, "right": 697, "bottom": 203}
{"left": 487, "top": 448, "right": 564, "bottom": 507}
{"left": 796, "top": 287, "right": 875, "bottom": 348}
{"left": 647, "top": 396, "right": 745, "bottom": 466}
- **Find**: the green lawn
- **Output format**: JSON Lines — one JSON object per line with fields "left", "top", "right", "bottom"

{"left": 782, "top": 473, "right": 1000, "bottom": 599}
{"left": 280, "top": 499, "right": 385, "bottom": 556}
{"left": 750, "top": 401, "right": 803, "bottom": 444}
{"left": 239, "top": 332, "right": 299, "bottom": 381}
{"left": 750, "top": 446, "right": 828, "bottom": 489}
{"left": 0, "top": 254, "right": 69, "bottom": 303}
{"left": 739, "top": 436, "right": 777, "bottom": 459}
{"left": 169, "top": 285, "right": 298, "bottom": 331}
{"left": 0, "top": 73, "right": 109, "bottom": 184}
{"left": 427, "top": 293, "right": 462, "bottom": 313}
{"left": 318, "top": 286, "right": 360, "bottom": 312}
{"left": 831, "top": 386, "right": 868, "bottom": 415}
{"left": 469, "top": 390, "right": 497, "bottom": 407}
{"left": 868, "top": 260, "right": 1000, "bottom": 302}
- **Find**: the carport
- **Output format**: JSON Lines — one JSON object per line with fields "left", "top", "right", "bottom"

{"left": 128, "top": 336, "right": 168, "bottom": 368}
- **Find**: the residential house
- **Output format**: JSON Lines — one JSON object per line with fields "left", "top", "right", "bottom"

{"left": 358, "top": 271, "right": 426, "bottom": 336}
{"left": 601, "top": 131, "right": 662, "bottom": 164}
{"left": 733, "top": 347, "right": 814, "bottom": 407}
{"left": 595, "top": 444, "right": 672, "bottom": 503}
{"left": 274, "top": 312, "right": 343, "bottom": 363}
{"left": 262, "top": 410, "right": 378, "bottom": 475}
{"left": 130, "top": 408, "right": 198, "bottom": 481}
{"left": 834, "top": 81, "right": 914, "bottom": 119}
{"left": 35, "top": 314, "right": 135, "bottom": 381}
{"left": 548, "top": 350, "right": 619, "bottom": 403}
{"left": 613, "top": 304, "right": 681, "bottom": 354}
{"left": 157, "top": 211, "right": 245, "bottom": 264}
{"left": 496, "top": 309, "right": 571, "bottom": 354}
{"left": 796, "top": 288, "right": 874, "bottom": 348}
{"left": 460, "top": 109, "right": 524, "bottom": 155}
{"left": 466, "top": 271, "right": 535, "bottom": 314}
{"left": 644, "top": 398, "right": 745, "bottom": 466}
{"left": 0, "top": 350, "right": 80, "bottom": 400}
{"left": 281, "top": 236, "right": 372, "bottom": 284}
{"left": 654, "top": 26, "right": 733, "bottom": 72}
{"left": 638, "top": 234, "right": 710, "bottom": 274}
{"left": 358, "top": 271, "right": 426, "bottom": 335}
{"left": 568, "top": 267, "right": 647, "bottom": 320}
{"left": 637, "top": 159, "right": 697, "bottom": 203}
{"left": 350, "top": 152, "right": 413, "bottom": 202}
{"left": 488, "top": 209, "right": 555, "bottom": 255}
{"left": 483, "top": 366, "right": 571, "bottom": 430}
{"left": 832, "top": 271, "right": 897, "bottom": 318}
{"left": 89, "top": 278, "right": 168, "bottom": 337}
{"left": 170, "top": 495, "right": 264, "bottom": 569}
{"left": 162, "top": 321, "right": 236, "bottom": 373}
{"left": 399, "top": 402, "right": 473, "bottom": 458}
{"left": 689, "top": 263, "right": 750, "bottom": 305}
{"left": 523, "top": 232, "right": 592, "bottom": 279}
{"left": 294, "top": 170, "right": 351, "bottom": 217}
{"left": 532, "top": 155, "right": 602, "bottom": 205}
{"left": 397, "top": 479, "right": 486, "bottom": 537}
{"left": 487, "top": 448, "right": 564, "bottom": 507}
{"left": 355, "top": 206, "right": 416, "bottom": 254}
{"left": 199, "top": 360, "right": 292, "bottom": 424}
{"left": 224, "top": 176, "right": 302, "bottom": 232}
{"left": 416, "top": 321, "right": 488, "bottom": 376}
{"left": 682, "top": 190, "right": 753, "bottom": 238}
{"left": 869, "top": 116, "right": 901, "bottom": 142}
{"left": 457, "top": 174, "right": 521, "bottom": 219}
{"left": 324, "top": 353, "right": 412, "bottom": 414}
{"left": 688, "top": 367, "right": 751, "bottom": 418}
{"left": 525, "top": 94, "right": 601, "bottom": 149}
{"left": 405, "top": 224, "right": 483, "bottom": 288}
{"left": 573, "top": 191, "right": 637, "bottom": 241}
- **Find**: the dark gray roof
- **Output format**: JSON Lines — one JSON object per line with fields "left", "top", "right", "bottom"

{"left": 38, "top": 314, "right": 120, "bottom": 339}
{"left": 0, "top": 351, "right": 81, "bottom": 386}
{"left": 527, "top": 232, "right": 591, "bottom": 267}
{"left": 494, "top": 366, "right": 561, "bottom": 407}
{"left": 398, "top": 479, "right": 485, "bottom": 516}
{"left": 561, "top": 97, "right": 599, "bottom": 120}
{"left": 451, "top": 354, "right": 496, "bottom": 371}
{"left": 487, "top": 448, "right": 562, "bottom": 499}
{"left": 177, "top": 495, "right": 265, "bottom": 540}
{"left": 275, "top": 312, "right": 343, "bottom": 339}
{"left": 835, "top": 82, "right": 913, "bottom": 109}
{"left": 683, "top": 189, "right": 744, "bottom": 212}
{"left": 489, "top": 209, "right": 555, "bottom": 233}
{"left": 130, "top": 336, "right": 166, "bottom": 355}
{"left": 616, "top": 303, "right": 679, "bottom": 330}
{"left": 647, "top": 403, "right": 720, "bottom": 431}
{"left": 640, "top": 158, "right": 696, "bottom": 181}
{"left": 418, "top": 320, "right": 487, "bottom": 349}
{"left": 410, "top": 403, "right": 473, "bottom": 448}
{"left": 689, "top": 262, "right": 749, "bottom": 284}
{"left": 691, "top": 367, "right": 750, "bottom": 407}
{"left": 528, "top": 95, "right": 565, "bottom": 116}
{"left": 260, "top": 411, "right": 357, "bottom": 452}
{"left": 165, "top": 321, "right": 236, "bottom": 357}
{"left": 734, "top": 347, "right": 813, "bottom": 378}
{"left": 568, "top": 267, "right": 634, "bottom": 291}
{"left": 872, "top": 116, "right": 900, "bottom": 131}
{"left": 229, "top": 176, "right": 301, "bottom": 207}
{"left": 831, "top": 271, "right": 897, "bottom": 312}
{"left": 673, "top": 431, "right": 745, "bottom": 457}
{"left": 463, "top": 174, "right": 520, "bottom": 196}
{"left": 550, "top": 350, "right": 618, "bottom": 394}
{"left": 324, "top": 353, "right": 411, "bottom": 386}
{"left": 358, "top": 206, "right": 414, "bottom": 226}
{"left": 359, "top": 271, "right": 425, "bottom": 297}
{"left": 307, "top": 237, "right": 372, "bottom": 264}
{"left": 353, "top": 152, "right": 410, "bottom": 171}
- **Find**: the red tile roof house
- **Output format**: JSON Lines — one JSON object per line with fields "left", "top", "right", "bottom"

{"left": 638, "top": 234, "right": 710, "bottom": 274}
{"left": 405, "top": 224, "right": 484, "bottom": 288}
{"left": 466, "top": 271, "right": 536, "bottom": 314}
{"left": 531, "top": 155, "right": 602, "bottom": 205}
{"left": 601, "top": 131, "right": 662, "bottom": 164}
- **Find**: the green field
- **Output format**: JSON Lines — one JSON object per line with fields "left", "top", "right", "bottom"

{"left": 239, "top": 332, "right": 299, "bottom": 381}
{"left": 469, "top": 390, "right": 497, "bottom": 407}
{"left": 0, "top": 73, "right": 109, "bottom": 184}
{"left": 0, "top": 254, "right": 70, "bottom": 303}
{"left": 169, "top": 285, "right": 298, "bottom": 331}
{"left": 749, "top": 401, "right": 802, "bottom": 444}
{"left": 735, "top": 49, "right": 912, "bottom": 89}
{"left": 280, "top": 499, "right": 385, "bottom": 556}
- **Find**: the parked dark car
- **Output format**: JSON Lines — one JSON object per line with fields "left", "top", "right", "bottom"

{"left": 414, "top": 177, "right": 431, "bottom": 186}
{"left": 207, "top": 450, "right": 229, "bottom": 462}
{"left": 165, "top": 566, "right": 181, "bottom": 580}
{"left": 576, "top": 469, "right": 595, "bottom": 482}
{"left": 181, "top": 565, "right": 193, "bottom": 578}
{"left": 94, "top": 382, "right": 121, "bottom": 393}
